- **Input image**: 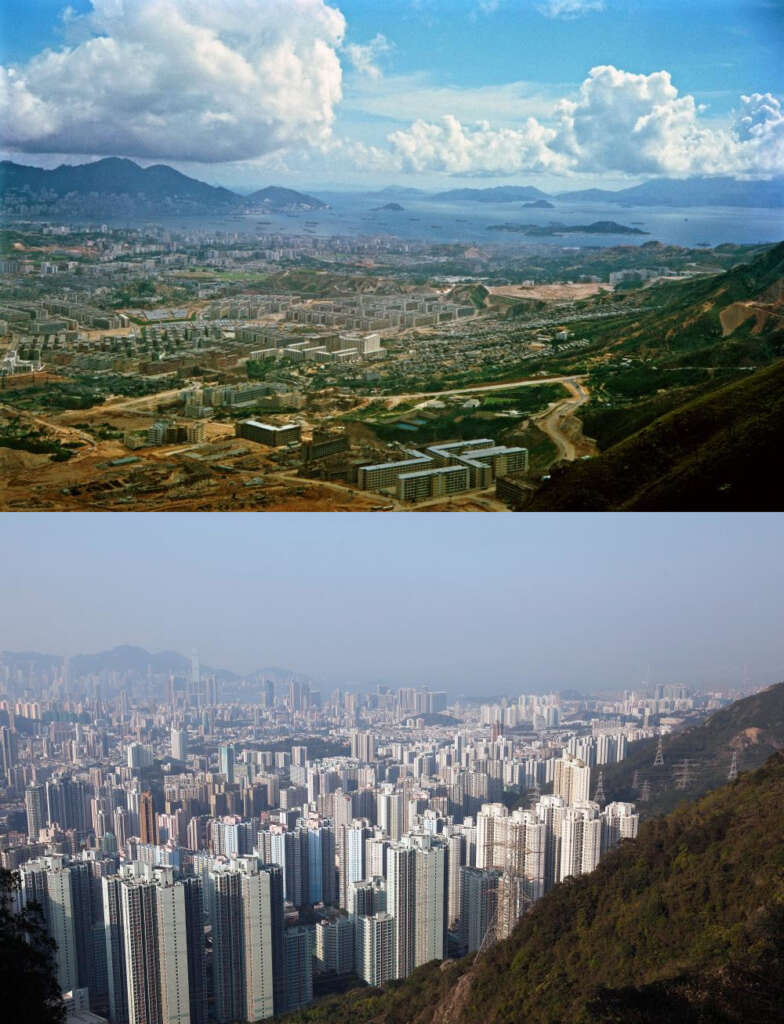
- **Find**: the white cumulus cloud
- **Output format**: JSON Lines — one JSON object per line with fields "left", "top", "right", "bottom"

{"left": 0, "top": 0, "right": 347, "bottom": 163}
{"left": 384, "top": 66, "right": 784, "bottom": 179}
{"left": 730, "top": 92, "right": 784, "bottom": 175}
{"left": 388, "top": 114, "right": 570, "bottom": 176}
{"left": 344, "top": 33, "right": 393, "bottom": 79}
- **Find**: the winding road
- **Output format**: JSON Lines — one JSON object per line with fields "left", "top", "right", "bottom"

{"left": 531, "top": 377, "right": 595, "bottom": 461}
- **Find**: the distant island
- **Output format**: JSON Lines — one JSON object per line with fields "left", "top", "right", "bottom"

{"left": 246, "top": 185, "right": 325, "bottom": 212}
{"left": 521, "top": 199, "right": 555, "bottom": 209}
{"left": 373, "top": 202, "right": 405, "bottom": 212}
{"left": 427, "top": 178, "right": 784, "bottom": 208}
{"left": 488, "top": 220, "right": 649, "bottom": 236}
{"left": 433, "top": 185, "right": 550, "bottom": 203}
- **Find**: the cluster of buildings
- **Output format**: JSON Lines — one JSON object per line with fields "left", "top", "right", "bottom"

{"left": 238, "top": 326, "right": 385, "bottom": 366}
{"left": 283, "top": 295, "right": 474, "bottom": 332}
{"left": 358, "top": 438, "right": 529, "bottom": 502}
{"left": 11, "top": 740, "right": 637, "bottom": 1023}
{"left": 0, "top": 651, "right": 656, "bottom": 1024}
{"left": 182, "top": 383, "right": 305, "bottom": 418}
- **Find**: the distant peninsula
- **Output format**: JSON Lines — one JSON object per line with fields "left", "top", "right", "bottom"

{"left": 521, "top": 199, "right": 555, "bottom": 209}
{"left": 487, "top": 220, "right": 649, "bottom": 236}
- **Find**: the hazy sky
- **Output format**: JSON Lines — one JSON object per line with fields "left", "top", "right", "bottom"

{"left": 2, "top": 513, "right": 783, "bottom": 695}
{"left": 1, "top": 0, "right": 782, "bottom": 190}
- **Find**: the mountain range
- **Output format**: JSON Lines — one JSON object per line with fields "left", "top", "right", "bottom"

{"left": 431, "top": 177, "right": 784, "bottom": 207}
{"left": 0, "top": 644, "right": 310, "bottom": 684}
{"left": 556, "top": 175, "right": 784, "bottom": 207}
{"left": 0, "top": 158, "right": 324, "bottom": 215}
{"left": 1, "top": 158, "right": 782, "bottom": 216}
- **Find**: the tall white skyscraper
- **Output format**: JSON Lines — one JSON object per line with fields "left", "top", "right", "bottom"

{"left": 602, "top": 801, "right": 640, "bottom": 850}
{"left": 378, "top": 787, "right": 405, "bottom": 842}
{"left": 355, "top": 912, "right": 395, "bottom": 987}
{"left": 459, "top": 866, "right": 500, "bottom": 953}
{"left": 209, "top": 857, "right": 275, "bottom": 1023}
{"left": 559, "top": 802, "right": 602, "bottom": 882}
{"left": 350, "top": 730, "right": 376, "bottom": 764}
{"left": 412, "top": 835, "right": 446, "bottom": 968}
{"left": 386, "top": 834, "right": 446, "bottom": 980}
{"left": 170, "top": 727, "right": 186, "bottom": 762}
{"left": 24, "top": 784, "right": 46, "bottom": 841}
{"left": 553, "top": 753, "right": 592, "bottom": 805}
{"left": 445, "top": 830, "right": 466, "bottom": 930}
{"left": 386, "top": 842, "right": 415, "bottom": 979}
{"left": 102, "top": 874, "right": 128, "bottom": 1024}
{"left": 119, "top": 864, "right": 193, "bottom": 1024}
{"left": 218, "top": 744, "right": 235, "bottom": 785}
{"left": 535, "top": 794, "right": 567, "bottom": 892}
{"left": 19, "top": 855, "right": 78, "bottom": 995}
{"left": 476, "top": 803, "right": 509, "bottom": 870}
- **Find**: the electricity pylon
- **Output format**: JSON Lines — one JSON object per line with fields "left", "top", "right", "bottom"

{"left": 653, "top": 737, "right": 665, "bottom": 768}
{"left": 674, "top": 758, "right": 692, "bottom": 790}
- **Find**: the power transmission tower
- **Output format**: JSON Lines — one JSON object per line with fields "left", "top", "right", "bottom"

{"left": 653, "top": 737, "right": 665, "bottom": 768}
{"left": 728, "top": 751, "right": 738, "bottom": 782}
{"left": 593, "top": 771, "right": 606, "bottom": 806}
{"left": 632, "top": 769, "right": 640, "bottom": 792}
{"left": 476, "top": 906, "right": 498, "bottom": 956}
{"left": 674, "top": 759, "right": 691, "bottom": 790}
{"left": 640, "top": 779, "right": 651, "bottom": 802}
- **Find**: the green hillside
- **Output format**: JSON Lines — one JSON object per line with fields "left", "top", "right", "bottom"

{"left": 615, "top": 240, "right": 784, "bottom": 360}
{"left": 286, "top": 752, "right": 784, "bottom": 1024}
{"left": 602, "top": 680, "right": 784, "bottom": 818}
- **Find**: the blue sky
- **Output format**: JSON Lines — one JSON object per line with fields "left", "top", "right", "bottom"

{"left": 1, "top": 1, "right": 782, "bottom": 188}
{"left": 2, "top": 513, "right": 783, "bottom": 694}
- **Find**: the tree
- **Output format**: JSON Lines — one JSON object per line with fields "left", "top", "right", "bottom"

{"left": 0, "top": 868, "right": 65, "bottom": 1024}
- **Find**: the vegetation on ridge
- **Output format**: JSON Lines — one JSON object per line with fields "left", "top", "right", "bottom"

{"left": 285, "top": 751, "right": 784, "bottom": 1024}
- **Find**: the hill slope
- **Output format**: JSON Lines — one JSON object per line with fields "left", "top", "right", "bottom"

{"left": 529, "top": 355, "right": 784, "bottom": 510}
{"left": 286, "top": 753, "right": 784, "bottom": 1024}
{"left": 527, "top": 242, "right": 784, "bottom": 509}
{"left": 603, "top": 680, "right": 784, "bottom": 818}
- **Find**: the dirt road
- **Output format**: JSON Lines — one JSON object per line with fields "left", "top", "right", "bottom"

{"left": 384, "top": 374, "right": 580, "bottom": 405}
{"left": 0, "top": 404, "right": 97, "bottom": 448}
{"left": 531, "top": 378, "right": 596, "bottom": 461}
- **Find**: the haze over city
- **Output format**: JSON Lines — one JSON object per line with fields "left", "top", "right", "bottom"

{"left": 3, "top": 513, "right": 782, "bottom": 691}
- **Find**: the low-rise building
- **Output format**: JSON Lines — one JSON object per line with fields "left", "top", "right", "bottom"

{"left": 235, "top": 420, "right": 301, "bottom": 447}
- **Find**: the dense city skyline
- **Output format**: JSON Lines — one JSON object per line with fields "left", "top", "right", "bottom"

{"left": 3, "top": 513, "right": 783, "bottom": 691}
